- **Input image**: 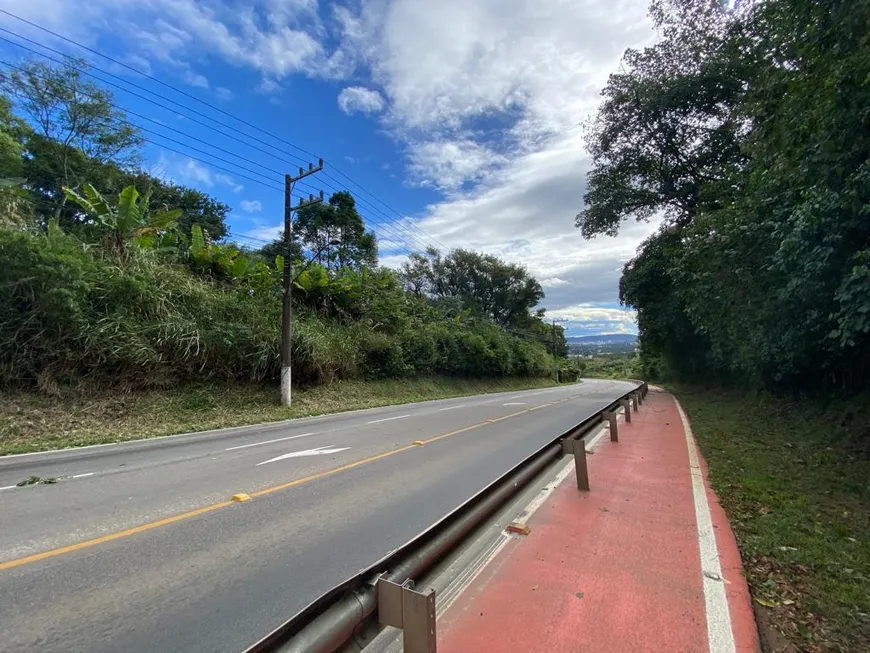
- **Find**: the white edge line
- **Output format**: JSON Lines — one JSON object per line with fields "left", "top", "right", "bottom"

{"left": 437, "top": 404, "right": 466, "bottom": 412}
{"left": 674, "top": 396, "right": 737, "bottom": 653}
{"left": 71, "top": 472, "right": 94, "bottom": 479}
{"left": 366, "top": 414, "right": 411, "bottom": 425}
{"left": 225, "top": 432, "right": 314, "bottom": 451}
{"left": 0, "top": 485, "right": 17, "bottom": 491}
{"left": 0, "top": 381, "right": 599, "bottom": 460}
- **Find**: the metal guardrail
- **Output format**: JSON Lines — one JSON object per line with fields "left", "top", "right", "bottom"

{"left": 245, "top": 382, "right": 649, "bottom": 653}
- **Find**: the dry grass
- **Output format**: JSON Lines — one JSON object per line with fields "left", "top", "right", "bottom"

{"left": 0, "top": 376, "right": 563, "bottom": 455}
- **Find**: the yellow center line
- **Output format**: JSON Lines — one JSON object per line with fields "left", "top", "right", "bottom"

{"left": 0, "top": 501, "right": 234, "bottom": 571}
{"left": 0, "top": 395, "right": 579, "bottom": 571}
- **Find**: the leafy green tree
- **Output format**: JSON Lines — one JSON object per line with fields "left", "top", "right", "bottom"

{"left": 257, "top": 235, "right": 303, "bottom": 268}
{"left": 584, "top": 0, "right": 870, "bottom": 393}
{"left": 294, "top": 191, "right": 377, "bottom": 271}
{"left": 1, "top": 59, "right": 142, "bottom": 223}
{"left": 402, "top": 248, "right": 544, "bottom": 328}
{"left": 0, "top": 95, "right": 31, "bottom": 226}
{"left": 0, "top": 95, "right": 27, "bottom": 179}
{"left": 576, "top": 0, "right": 746, "bottom": 238}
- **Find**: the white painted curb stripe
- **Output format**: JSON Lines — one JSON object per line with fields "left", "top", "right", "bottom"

{"left": 675, "top": 397, "right": 736, "bottom": 653}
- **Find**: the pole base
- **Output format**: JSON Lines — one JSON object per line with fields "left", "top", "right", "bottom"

{"left": 280, "top": 366, "right": 292, "bottom": 407}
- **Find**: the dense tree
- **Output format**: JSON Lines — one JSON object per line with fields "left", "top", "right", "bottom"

{"left": 401, "top": 248, "right": 544, "bottom": 328}
{"left": 581, "top": 0, "right": 870, "bottom": 392}
{"left": 0, "top": 57, "right": 566, "bottom": 389}
{"left": 294, "top": 191, "right": 377, "bottom": 271}
{"left": 1, "top": 60, "right": 143, "bottom": 223}
{"left": 576, "top": 0, "right": 746, "bottom": 239}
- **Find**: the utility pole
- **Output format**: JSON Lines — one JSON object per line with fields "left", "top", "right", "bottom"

{"left": 281, "top": 159, "right": 324, "bottom": 407}
{"left": 551, "top": 317, "right": 569, "bottom": 382}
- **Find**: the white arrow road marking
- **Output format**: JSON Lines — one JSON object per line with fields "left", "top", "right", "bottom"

{"left": 503, "top": 402, "right": 527, "bottom": 406}
{"left": 256, "top": 445, "right": 350, "bottom": 466}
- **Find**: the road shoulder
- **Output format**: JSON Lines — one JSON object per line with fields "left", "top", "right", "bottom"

{"left": 437, "top": 388, "right": 760, "bottom": 652}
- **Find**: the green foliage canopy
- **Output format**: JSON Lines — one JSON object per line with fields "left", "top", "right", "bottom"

{"left": 581, "top": 0, "right": 870, "bottom": 392}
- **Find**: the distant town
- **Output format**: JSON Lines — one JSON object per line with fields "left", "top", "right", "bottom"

{"left": 566, "top": 334, "right": 637, "bottom": 356}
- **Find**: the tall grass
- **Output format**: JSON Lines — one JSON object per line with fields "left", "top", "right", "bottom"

{"left": 1, "top": 227, "right": 556, "bottom": 390}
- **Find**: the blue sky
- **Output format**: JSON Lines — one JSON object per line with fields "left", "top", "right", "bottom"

{"left": 0, "top": 0, "right": 661, "bottom": 336}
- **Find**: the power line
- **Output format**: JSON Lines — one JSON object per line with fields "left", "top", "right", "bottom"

{"left": 0, "top": 8, "right": 320, "bottom": 162}
{"left": 324, "top": 167, "right": 449, "bottom": 251}
{"left": 0, "top": 10, "right": 449, "bottom": 253}
{"left": 293, "top": 177, "right": 438, "bottom": 253}
{"left": 0, "top": 36, "right": 443, "bottom": 255}
{"left": 0, "top": 40, "right": 443, "bottom": 254}
{"left": 0, "top": 27, "right": 311, "bottom": 169}
{"left": 0, "top": 36, "right": 307, "bottom": 171}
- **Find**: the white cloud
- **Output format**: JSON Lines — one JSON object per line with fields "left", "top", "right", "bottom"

{"left": 337, "top": 86, "right": 386, "bottom": 115}
{"left": 331, "top": 0, "right": 657, "bottom": 331}
{"left": 402, "top": 128, "right": 662, "bottom": 311}
{"left": 157, "top": 153, "right": 245, "bottom": 194}
{"left": 217, "top": 173, "right": 244, "bottom": 193}
{"left": 242, "top": 223, "right": 282, "bottom": 243}
{"left": 1, "top": 0, "right": 327, "bottom": 85}
{"left": 547, "top": 304, "right": 638, "bottom": 335}
{"left": 183, "top": 69, "right": 210, "bottom": 88}
{"left": 407, "top": 139, "right": 504, "bottom": 191}
{"left": 214, "top": 86, "right": 235, "bottom": 101}
{"left": 4, "top": 0, "right": 660, "bottom": 335}
{"left": 240, "top": 199, "right": 263, "bottom": 213}
{"left": 258, "top": 77, "right": 282, "bottom": 94}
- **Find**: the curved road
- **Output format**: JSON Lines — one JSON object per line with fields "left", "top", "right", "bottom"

{"left": 0, "top": 379, "right": 636, "bottom": 653}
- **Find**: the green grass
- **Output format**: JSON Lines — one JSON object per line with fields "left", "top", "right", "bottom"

{"left": 675, "top": 387, "right": 870, "bottom": 652}
{"left": 0, "top": 376, "right": 566, "bottom": 455}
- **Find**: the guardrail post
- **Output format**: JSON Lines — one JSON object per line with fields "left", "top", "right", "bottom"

{"left": 377, "top": 577, "right": 436, "bottom": 653}
{"left": 571, "top": 438, "right": 590, "bottom": 491}
{"left": 619, "top": 398, "right": 631, "bottom": 423}
{"left": 603, "top": 410, "right": 618, "bottom": 442}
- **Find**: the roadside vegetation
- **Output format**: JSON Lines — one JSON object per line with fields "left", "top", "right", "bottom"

{"left": 581, "top": 1, "right": 869, "bottom": 650}
{"left": 0, "top": 57, "right": 580, "bottom": 453}
{"left": 677, "top": 388, "right": 870, "bottom": 652}
{"left": 0, "top": 376, "right": 566, "bottom": 455}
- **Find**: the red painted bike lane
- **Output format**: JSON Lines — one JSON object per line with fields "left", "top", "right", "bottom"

{"left": 438, "top": 389, "right": 760, "bottom": 653}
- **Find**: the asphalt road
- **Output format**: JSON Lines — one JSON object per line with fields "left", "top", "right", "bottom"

{"left": 0, "top": 379, "right": 637, "bottom": 653}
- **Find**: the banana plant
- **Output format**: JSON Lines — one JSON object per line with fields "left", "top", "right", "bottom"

{"left": 63, "top": 184, "right": 181, "bottom": 252}
{"left": 189, "top": 224, "right": 251, "bottom": 279}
